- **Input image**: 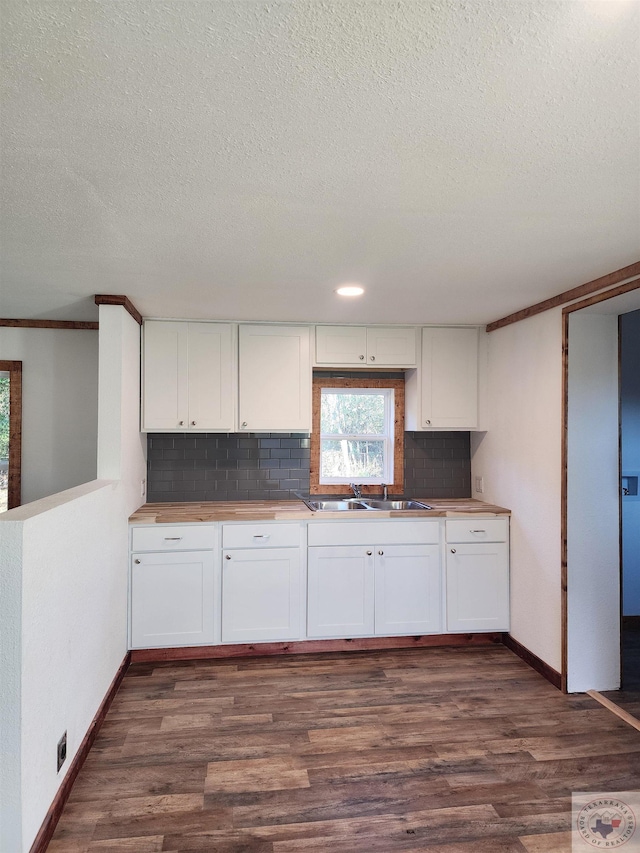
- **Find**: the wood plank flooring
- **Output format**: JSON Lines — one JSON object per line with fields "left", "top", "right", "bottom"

{"left": 48, "top": 646, "right": 640, "bottom": 853}
{"left": 602, "top": 617, "right": 640, "bottom": 719}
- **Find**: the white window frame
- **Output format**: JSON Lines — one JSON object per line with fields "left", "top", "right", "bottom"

{"left": 319, "top": 387, "right": 395, "bottom": 485}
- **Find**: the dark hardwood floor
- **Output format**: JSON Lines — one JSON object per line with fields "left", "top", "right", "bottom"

{"left": 602, "top": 616, "right": 640, "bottom": 718}
{"left": 48, "top": 645, "right": 640, "bottom": 853}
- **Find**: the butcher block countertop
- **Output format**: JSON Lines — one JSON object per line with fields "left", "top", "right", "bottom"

{"left": 129, "top": 498, "right": 511, "bottom": 524}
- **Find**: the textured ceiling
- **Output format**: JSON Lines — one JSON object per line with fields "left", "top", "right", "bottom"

{"left": 1, "top": 0, "right": 639, "bottom": 324}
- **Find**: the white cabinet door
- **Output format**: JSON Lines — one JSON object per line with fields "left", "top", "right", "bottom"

{"left": 366, "top": 327, "right": 417, "bottom": 367}
{"left": 142, "top": 320, "right": 189, "bottom": 431}
{"left": 222, "top": 548, "right": 301, "bottom": 643}
{"left": 142, "top": 320, "right": 235, "bottom": 431}
{"left": 446, "top": 542, "right": 509, "bottom": 631}
{"left": 238, "top": 325, "right": 311, "bottom": 431}
{"left": 421, "top": 326, "right": 478, "bottom": 429}
{"left": 374, "top": 544, "right": 441, "bottom": 635}
{"left": 131, "top": 550, "right": 215, "bottom": 648}
{"left": 187, "top": 322, "right": 235, "bottom": 431}
{"left": 307, "top": 546, "right": 375, "bottom": 638}
{"left": 315, "top": 326, "right": 367, "bottom": 365}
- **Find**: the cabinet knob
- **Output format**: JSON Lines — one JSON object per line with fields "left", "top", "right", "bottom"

{"left": 359, "top": 355, "right": 365, "bottom": 360}
{"left": 225, "top": 554, "right": 231, "bottom": 560}
{"left": 450, "top": 548, "right": 457, "bottom": 554}
{"left": 134, "top": 558, "right": 141, "bottom": 564}
{"left": 378, "top": 550, "right": 384, "bottom": 556}
{"left": 370, "top": 356, "right": 375, "bottom": 361}
{"left": 242, "top": 421, "right": 248, "bottom": 428}
{"left": 179, "top": 421, "right": 184, "bottom": 426}
{"left": 425, "top": 419, "right": 431, "bottom": 425}
{"left": 191, "top": 421, "right": 197, "bottom": 426}
{"left": 366, "top": 550, "right": 372, "bottom": 556}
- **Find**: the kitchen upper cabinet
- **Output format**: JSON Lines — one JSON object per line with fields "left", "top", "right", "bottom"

{"left": 445, "top": 519, "right": 509, "bottom": 632}
{"left": 405, "top": 326, "right": 479, "bottom": 430}
{"left": 315, "top": 325, "right": 417, "bottom": 367}
{"left": 238, "top": 325, "right": 311, "bottom": 431}
{"left": 142, "top": 320, "right": 236, "bottom": 432}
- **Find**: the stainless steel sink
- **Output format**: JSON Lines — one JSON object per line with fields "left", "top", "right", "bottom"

{"left": 360, "top": 499, "right": 432, "bottom": 510}
{"left": 303, "top": 499, "right": 369, "bottom": 511}
{"left": 298, "top": 494, "right": 432, "bottom": 512}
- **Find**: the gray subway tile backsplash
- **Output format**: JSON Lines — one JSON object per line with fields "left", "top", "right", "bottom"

{"left": 146, "top": 431, "right": 470, "bottom": 503}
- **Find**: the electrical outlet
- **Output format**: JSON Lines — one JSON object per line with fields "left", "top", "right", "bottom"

{"left": 141, "top": 479, "right": 146, "bottom": 498}
{"left": 474, "top": 476, "right": 484, "bottom": 494}
{"left": 57, "top": 731, "right": 67, "bottom": 773}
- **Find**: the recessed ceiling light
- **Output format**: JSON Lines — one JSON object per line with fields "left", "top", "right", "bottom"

{"left": 335, "top": 285, "right": 364, "bottom": 297}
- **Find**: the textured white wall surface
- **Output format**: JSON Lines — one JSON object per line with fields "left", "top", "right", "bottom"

{"left": 1, "top": 1, "right": 639, "bottom": 325}
{"left": 566, "top": 313, "right": 620, "bottom": 692}
{"left": 0, "top": 305, "right": 145, "bottom": 852}
{"left": 471, "top": 311, "right": 563, "bottom": 671}
{"left": 0, "top": 327, "right": 98, "bottom": 504}
{"left": 621, "top": 310, "right": 640, "bottom": 616}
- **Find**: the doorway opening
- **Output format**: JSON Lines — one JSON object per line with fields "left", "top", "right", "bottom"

{"left": 563, "top": 283, "right": 640, "bottom": 696}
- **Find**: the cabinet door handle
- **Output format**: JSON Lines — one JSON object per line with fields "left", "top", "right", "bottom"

{"left": 359, "top": 355, "right": 365, "bottom": 360}
{"left": 134, "top": 558, "right": 141, "bottom": 564}
{"left": 242, "top": 421, "right": 248, "bottom": 428}
{"left": 179, "top": 421, "right": 185, "bottom": 426}
{"left": 370, "top": 355, "right": 375, "bottom": 361}
{"left": 471, "top": 529, "right": 486, "bottom": 534}
{"left": 425, "top": 419, "right": 431, "bottom": 425}
{"left": 366, "top": 550, "right": 372, "bottom": 556}
{"left": 191, "top": 421, "right": 197, "bottom": 426}
{"left": 225, "top": 554, "right": 231, "bottom": 560}
{"left": 164, "top": 537, "right": 182, "bottom": 541}
{"left": 450, "top": 548, "right": 457, "bottom": 554}
{"left": 253, "top": 534, "right": 270, "bottom": 539}
{"left": 378, "top": 550, "right": 384, "bottom": 555}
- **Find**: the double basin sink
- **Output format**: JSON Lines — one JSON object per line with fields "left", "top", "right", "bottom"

{"left": 300, "top": 496, "right": 432, "bottom": 512}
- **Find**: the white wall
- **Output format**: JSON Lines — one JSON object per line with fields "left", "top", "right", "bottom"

{"left": 471, "top": 309, "right": 563, "bottom": 672}
{"left": 0, "top": 306, "right": 145, "bottom": 852}
{"left": 566, "top": 313, "right": 620, "bottom": 692}
{"left": 0, "top": 327, "right": 99, "bottom": 504}
{"left": 621, "top": 310, "right": 640, "bottom": 616}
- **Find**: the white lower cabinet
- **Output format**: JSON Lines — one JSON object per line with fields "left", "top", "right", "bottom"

{"left": 307, "top": 521, "right": 442, "bottom": 638}
{"left": 374, "top": 544, "right": 441, "bottom": 635}
{"left": 307, "top": 546, "right": 375, "bottom": 638}
{"left": 445, "top": 519, "right": 509, "bottom": 632}
{"left": 131, "top": 549, "right": 215, "bottom": 648}
{"left": 221, "top": 522, "right": 303, "bottom": 643}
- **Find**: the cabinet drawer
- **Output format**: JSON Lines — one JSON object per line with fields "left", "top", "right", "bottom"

{"left": 307, "top": 520, "right": 439, "bottom": 547}
{"left": 222, "top": 523, "right": 301, "bottom": 549}
{"left": 131, "top": 525, "right": 216, "bottom": 552}
{"left": 446, "top": 518, "right": 508, "bottom": 543}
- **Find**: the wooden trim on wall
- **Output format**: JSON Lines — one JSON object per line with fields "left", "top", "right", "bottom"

{"left": 0, "top": 360, "right": 22, "bottom": 510}
{"left": 28, "top": 652, "right": 131, "bottom": 853}
{"left": 561, "top": 276, "right": 640, "bottom": 316}
{"left": 502, "top": 633, "right": 562, "bottom": 691}
{"left": 486, "top": 262, "right": 640, "bottom": 333}
{"left": 94, "top": 294, "right": 143, "bottom": 326}
{"left": 131, "top": 633, "right": 503, "bottom": 663}
{"left": 310, "top": 376, "right": 405, "bottom": 496}
{"left": 0, "top": 319, "right": 98, "bottom": 330}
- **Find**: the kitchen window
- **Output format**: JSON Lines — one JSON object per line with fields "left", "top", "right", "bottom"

{"left": 310, "top": 376, "right": 404, "bottom": 495}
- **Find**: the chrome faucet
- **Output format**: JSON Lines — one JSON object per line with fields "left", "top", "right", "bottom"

{"left": 350, "top": 483, "right": 362, "bottom": 498}
{"left": 381, "top": 483, "right": 388, "bottom": 500}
